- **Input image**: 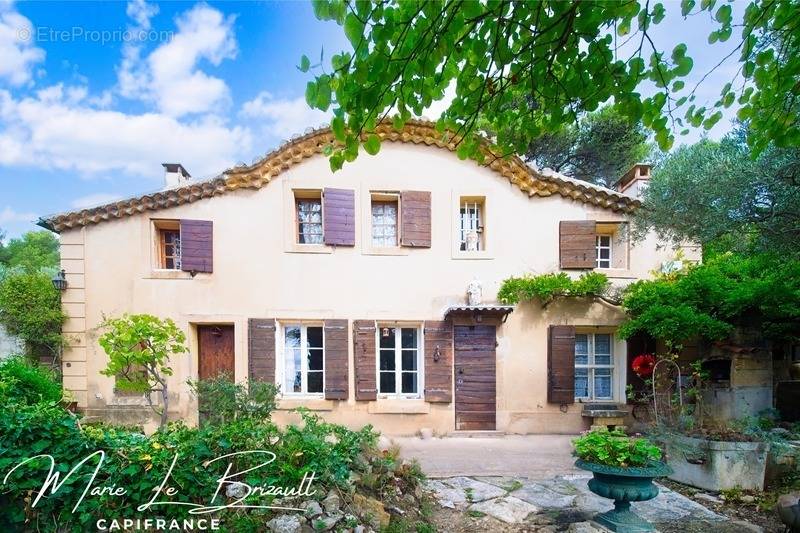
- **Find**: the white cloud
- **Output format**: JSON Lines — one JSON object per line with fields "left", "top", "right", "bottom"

{"left": 70, "top": 193, "right": 123, "bottom": 209}
{"left": 0, "top": 85, "right": 252, "bottom": 178}
{"left": 0, "top": 206, "right": 36, "bottom": 224}
{"left": 118, "top": 2, "right": 237, "bottom": 118}
{"left": 0, "top": 1, "right": 46, "bottom": 86}
{"left": 241, "top": 92, "right": 330, "bottom": 139}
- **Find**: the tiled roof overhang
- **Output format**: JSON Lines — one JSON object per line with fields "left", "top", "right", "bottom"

{"left": 38, "top": 120, "right": 640, "bottom": 233}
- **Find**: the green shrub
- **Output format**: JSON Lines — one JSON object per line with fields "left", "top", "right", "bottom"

{"left": 0, "top": 355, "right": 63, "bottom": 406}
{"left": 0, "top": 271, "right": 65, "bottom": 358}
{"left": 188, "top": 374, "right": 279, "bottom": 425}
{"left": 498, "top": 272, "right": 610, "bottom": 306}
{"left": 573, "top": 429, "right": 662, "bottom": 467}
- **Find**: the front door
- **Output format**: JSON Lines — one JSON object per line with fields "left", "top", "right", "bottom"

{"left": 198, "top": 325, "right": 235, "bottom": 380}
{"left": 454, "top": 325, "right": 496, "bottom": 430}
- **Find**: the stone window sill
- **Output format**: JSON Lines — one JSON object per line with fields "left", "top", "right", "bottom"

{"left": 363, "top": 246, "right": 408, "bottom": 256}
{"left": 286, "top": 244, "right": 333, "bottom": 254}
{"left": 368, "top": 399, "right": 430, "bottom": 414}
{"left": 277, "top": 398, "right": 335, "bottom": 411}
{"left": 146, "top": 269, "right": 193, "bottom": 280}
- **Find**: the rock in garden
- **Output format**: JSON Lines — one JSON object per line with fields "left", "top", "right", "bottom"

{"left": 311, "top": 513, "right": 341, "bottom": 531}
{"left": 225, "top": 482, "right": 249, "bottom": 499}
{"left": 695, "top": 493, "right": 723, "bottom": 504}
{"left": 322, "top": 490, "right": 341, "bottom": 514}
{"left": 444, "top": 477, "right": 506, "bottom": 502}
{"left": 741, "top": 495, "right": 756, "bottom": 503}
{"left": 468, "top": 496, "right": 538, "bottom": 524}
{"left": 352, "top": 493, "right": 391, "bottom": 530}
{"left": 303, "top": 500, "right": 323, "bottom": 517}
{"left": 267, "top": 514, "right": 302, "bottom": 533}
{"left": 567, "top": 521, "right": 605, "bottom": 533}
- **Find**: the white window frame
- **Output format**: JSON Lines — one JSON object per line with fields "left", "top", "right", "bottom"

{"left": 575, "top": 332, "right": 614, "bottom": 401}
{"left": 459, "top": 198, "right": 485, "bottom": 251}
{"left": 595, "top": 234, "right": 612, "bottom": 269}
{"left": 279, "top": 323, "right": 325, "bottom": 397}
{"left": 370, "top": 193, "right": 400, "bottom": 248}
{"left": 376, "top": 325, "right": 424, "bottom": 399}
{"left": 295, "top": 192, "right": 323, "bottom": 245}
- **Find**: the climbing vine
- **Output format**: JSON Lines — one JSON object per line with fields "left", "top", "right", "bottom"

{"left": 498, "top": 272, "right": 611, "bottom": 306}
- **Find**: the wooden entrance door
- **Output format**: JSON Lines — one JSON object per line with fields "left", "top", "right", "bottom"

{"left": 454, "top": 325, "right": 496, "bottom": 430}
{"left": 198, "top": 325, "right": 235, "bottom": 380}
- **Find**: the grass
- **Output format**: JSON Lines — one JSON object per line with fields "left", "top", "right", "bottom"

{"left": 503, "top": 480, "right": 524, "bottom": 492}
{"left": 467, "top": 510, "right": 486, "bottom": 518}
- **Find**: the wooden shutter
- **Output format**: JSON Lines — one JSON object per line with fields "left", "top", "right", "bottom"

{"left": 180, "top": 219, "right": 213, "bottom": 273}
{"left": 324, "top": 319, "right": 349, "bottom": 400}
{"left": 323, "top": 188, "right": 355, "bottom": 246}
{"left": 559, "top": 220, "right": 596, "bottom": 269}
{"left": 400, "top": 191, "right": 431, "bottom": 248}
{"left": 248, "top": 319, "right": 275, "bottom": 383}
{"left": 353, "top": 320, "right": 377, "bottom": 400}
{"left": 424, "top": 321, "right": 453, "bottom": 403}
{"left": 548, "top": 325, "right": 575, "bottom": 404}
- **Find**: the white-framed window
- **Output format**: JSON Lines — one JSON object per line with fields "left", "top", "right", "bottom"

{"left": 371, "top": 196, "right": 399, "bottom": 247}
{"left": 575, "top": 332, "right": 613, "bottom": 400}
{"left": 596, "top": 235, "right": 612, "bottom": 268}
{"left": 153, "top": 220, "right": 181, "bottom": 270}
{"left": 282, "top": 324, "right": 324, "bottom": 395}
{"left": 377, "top": 326, "right": 422, "bottom": 397}
{"left": 295, "top": 192, "right": 323, "bottom": 244}
{"left": 459, "top": 198, "right": 485, "bottom": 251}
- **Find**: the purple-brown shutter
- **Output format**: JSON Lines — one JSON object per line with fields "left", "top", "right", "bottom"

{"left": 324, "top": 319, "right": 349, "bottom": 400}
{"left": 548, "top": 325, "right": 575, "bottom": 404}
{"left": 559, "top": 220, "right": 596, "bottom": 269}
{"left": 248, "top": 319, "right": 275, "bottom": 383}
{"left": 353, "top": 320, "right": 377, "bottom": 400}
{"left": 323, "top": 188, "right": 355, "bottom": 246}
{"left": 400, "top": 191, "right": 431, "bottom": 248}
{"left": 424, "top": 321, "right": 453, "bottom": 403}
{"left": 180, "top": 219, "right": 213, "bottom": 273}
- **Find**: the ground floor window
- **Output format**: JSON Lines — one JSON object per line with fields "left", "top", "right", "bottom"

{"left": 378, "top": 326, "right": 421, "bottom": 397}
{"left": 575, "top": 332, "right": 613, "bottom": 400}
{"left": 283, "top": 324, "right": 324, "bottom": 394}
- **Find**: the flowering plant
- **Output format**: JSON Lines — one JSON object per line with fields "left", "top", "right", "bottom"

{"left": 632, "top": 354, "right": 656, "bottom": 378}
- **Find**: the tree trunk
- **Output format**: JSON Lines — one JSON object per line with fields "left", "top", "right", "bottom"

{"left": 159, "top": 381, "right": 169, "bottom": 429}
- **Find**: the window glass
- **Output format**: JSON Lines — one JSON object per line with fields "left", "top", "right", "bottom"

{"left": 306, "top": 326, "right": 324, "bottom": 393}
{"left": 596, "top": 235, "right": 612, "bottom": 268}
{"left": 575, "top": 368, "right": 589, "bottom": 399}
{"left": 459, "top": 199, "right": 484, "bottom": 251}
{"left": 372, "top": 201, "right": 398, "bottom": 247}
{"left": 284, "top": 326, "right": 302, "bottom": 393}
{"left": 575, "top": 334, "right": 589, "bottom": 365}
{"left": 159, "top": 228, "right": 181, "bottom": 270}
{"left": 297, "top": 198, "right": 323, "bottom": 244}
{"left": 377, "top": 326, "right": 420, "bottom": 396}
{"left": 283, "top": 325, "right": 324, "bottom": 394}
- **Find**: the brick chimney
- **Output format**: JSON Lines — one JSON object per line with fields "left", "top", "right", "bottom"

{"left": 162, "top": 163, "right": 191, "bottom": 189}
{"left": 615, "top": 163, "right": 651, "bottom": 198}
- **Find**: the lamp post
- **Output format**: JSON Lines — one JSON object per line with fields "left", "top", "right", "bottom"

{"left": 52, "top": 269, "right": 68, "bottom": 291}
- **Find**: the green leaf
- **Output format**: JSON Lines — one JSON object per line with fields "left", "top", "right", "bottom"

{"left": 715, "top": 4, "right": 731, "bottom": 24}
{"left": 316, "top": 75, "right": 332, "bottom": 111}
{"left": 344, "top": 13, "right": 363, "bottom": 48}
{"left": 363, "top": 134, "right": 381, "bottom": 155}
{"left": 299, "top": 54, "right": 311, "bottom": 73}
{"left": 305, "top": 81, "right": 318, "bottom": 108}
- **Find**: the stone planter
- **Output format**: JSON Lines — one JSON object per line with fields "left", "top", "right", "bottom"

{"left": 663, "top": 434, "right": 769, "bottom": 491}
{"left": 575, "top": 459, "right": 672, "bottom": 532}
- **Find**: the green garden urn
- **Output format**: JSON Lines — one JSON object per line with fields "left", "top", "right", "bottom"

{"left": 575, "top": 459, "right": 673, "bottom": 532}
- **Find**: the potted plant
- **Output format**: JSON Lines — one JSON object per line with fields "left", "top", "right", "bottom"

{"left": 573, "top": 429, "right": 672, "bottom": 532}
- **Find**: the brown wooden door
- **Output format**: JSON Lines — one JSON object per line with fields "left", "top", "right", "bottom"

{"left": 198, "top": 325, "right": 235, "bottom": 380}
{"left": 454, "top": 325, "right": 496, "bottom": 430}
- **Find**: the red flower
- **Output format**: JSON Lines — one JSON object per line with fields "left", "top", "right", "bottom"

{"left": 632, "top": 354, "right": 656, "bottom": 378}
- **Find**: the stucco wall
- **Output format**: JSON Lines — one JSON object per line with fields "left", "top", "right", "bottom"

{"left": 60, "top": 143, "right": 699, "bottom": 434}
{"left": 0, "top": 323, "right": 22, "bottom": 358}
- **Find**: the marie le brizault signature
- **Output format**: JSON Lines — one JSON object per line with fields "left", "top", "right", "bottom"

{"left": 2, "top": 449, "right": 317, "bottom": 514}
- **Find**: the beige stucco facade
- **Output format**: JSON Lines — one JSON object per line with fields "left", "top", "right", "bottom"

{"left": 54, "top": 136, "right": 699, "bottom": 435}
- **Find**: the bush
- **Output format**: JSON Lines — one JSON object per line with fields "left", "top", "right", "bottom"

{"left": 0, "top": 355, "right": 63, "bottom": 406}
{"left": 0, "top": 271, "right": 65, "bottom": 358}
{"left": 573, "top": 429, "right": 662, "bottom": 467}
{"left": 188, "top": 374, "right": 279, "bottom": 425}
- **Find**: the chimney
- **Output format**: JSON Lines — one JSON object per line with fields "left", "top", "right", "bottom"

{"left": 615, "top": 163, "right": 651, "bottom": 198}
{"left": 162, "top": 163, "right": 191, "bottom": 189}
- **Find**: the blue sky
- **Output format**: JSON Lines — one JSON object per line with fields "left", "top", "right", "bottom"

{"left": 0, "top": 0, "right": 743, "bottom": 238}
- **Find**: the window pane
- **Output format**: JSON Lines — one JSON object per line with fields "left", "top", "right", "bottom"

{"left": 379, "top": 372, "right": 395, "bottom": 393}
{"left": 575, "top": 334, "right": 589, "bottom": 354}
{"left": 401, "top": 372, "right": 418, "bottom": 394}
{"left": 307, "top": 371, "right": 323, "bottom": 393}
{"left": 379, "top": 328, "right": 395, "bottom": 349}
{"left": 297, "top": 199, "right": 322, "bottom": 244}
{"left": 575, "top": 368, "right": 589, "bottom": 398}
{"left": 600, "top": 248, "right": 610, "bottom": 259}
{"left": 401, "top": 328, "right": 417, "bottom": 349}
{"left": 307, "top": 327, "right": 323, "bottom": 348}
{"left": 285, "top": 327, "right": 301, "bottom": 348}
{"left": 285, "top": 349, "right": 301, "bottom": 393}
{"left": 401, "top": 351, "right": 417, "bottom": 371}
{"left": 379, "top": 349, "right": 395, "bottom": 371}
{"left": 594, "top": 334, "right": 611, "bottom": 355}
{"left": 594, "top": 368, "right": 612, "bottom": 399}
{"left": 308, "top": 348, "right": 323, "bottom": 371}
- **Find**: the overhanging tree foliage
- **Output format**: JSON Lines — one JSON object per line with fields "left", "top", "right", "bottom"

{"left": 0, "top": 231, "right": 60, "bottom": 272}
{"left": 304, "top": 0, "right": 800, "bottom": 170}
{"left": 0, "top": 272, "right": 65, "bottom": 361}
{"left": 633, "top": 126, "right": 800, "bottom": 257}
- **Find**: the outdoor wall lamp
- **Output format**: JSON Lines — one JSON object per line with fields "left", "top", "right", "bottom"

{"left": 52, "top": 269, "right": 68, "bottom": 291}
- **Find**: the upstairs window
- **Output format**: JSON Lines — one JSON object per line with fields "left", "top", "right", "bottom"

{"left": 459, "top": 197, "right": 485, "bottom": 251}
{"left": 378, "top": 326, "right": 421, "bottom": 396}
{"left": 596, "top": 235, "right": 612, "bottom": 269}
{"left": 575, "top": 333, "right": 613, "bottom": 401}
{"left": 155, "top": 221, "right": 181, "bottom": 270}
{"left": 283, "top": 324, "right": 324, "bottom": 394}
{"left": 295, "top": 192, "right": 323, "bottom": 244}
{"left": 371, "top": 194, "right": 399, "bottom": 247}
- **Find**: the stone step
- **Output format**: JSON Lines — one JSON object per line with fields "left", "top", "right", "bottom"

{"left": 445, "top": 430, "right": 506, "bottom": 438}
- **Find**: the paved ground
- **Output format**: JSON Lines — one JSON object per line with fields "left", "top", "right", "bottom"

{"left": 394, "top": 435, "right": 579, "bottom": 478}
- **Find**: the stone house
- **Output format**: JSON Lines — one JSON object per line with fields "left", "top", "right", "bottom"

{"left": 39, "top": 121, "right": 699, "bottom": 435}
